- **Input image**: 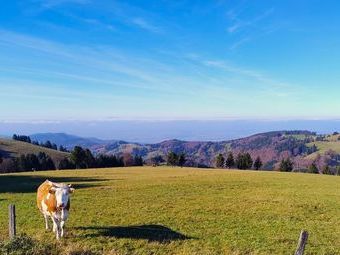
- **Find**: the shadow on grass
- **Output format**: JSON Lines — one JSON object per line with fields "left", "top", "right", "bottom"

{"left": 75, "top": 224, "right": 191, "bottom": 243}
{"left": 0, "top": 175, "right": 108, "bottom": 193}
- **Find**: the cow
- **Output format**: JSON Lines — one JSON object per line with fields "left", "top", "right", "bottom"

{"left": 37, "top": 180, "right": 75, "bottom": 240}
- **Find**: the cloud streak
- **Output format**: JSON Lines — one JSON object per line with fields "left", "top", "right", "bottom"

{"left": 227, "top": 7, "right": 274, "bottom": 34}
{"left": 35, "top": 0, "right": 90, "bottom": 9}
{"left": 130, "top": 17, "right": 162, "bottom": 33}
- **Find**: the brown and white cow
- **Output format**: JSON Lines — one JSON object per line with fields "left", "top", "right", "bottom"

{"left": 37, "top": 180, "right": 75, "bottom": 240}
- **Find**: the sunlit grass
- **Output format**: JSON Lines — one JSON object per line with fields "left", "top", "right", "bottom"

{"left": 0, "top": 167, "right": 339, "bottom": 254}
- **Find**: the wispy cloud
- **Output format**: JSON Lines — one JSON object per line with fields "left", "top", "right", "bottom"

{"left": 0, "top": 28, "right": 306, "bottom": 121}
{"left": 227, "top": 7, "right": 274, "bottom": 34}
{"left": 35, "top": 0, "right": 90, "bottom": 9}
{"left": 130, "top": 17, "right": 162, "bottom": 33}
{"left": 229, "top": 36, "right": 251, "bottom": 50}
{"left": 201, "top": 58, "right": 301, "bottom": 96}
{"left": 225, "top": 6, "right": 275, "bottom": 50}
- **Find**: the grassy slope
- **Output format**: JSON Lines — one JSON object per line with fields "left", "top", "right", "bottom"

{"left": 306, "top": 134, "right": 340, "bottom": 159}
{"left": 0, "top": 138, "right": 69, "bottom": 163}
{"left": 0, "top": 167, "right": 339, "bottom": 255}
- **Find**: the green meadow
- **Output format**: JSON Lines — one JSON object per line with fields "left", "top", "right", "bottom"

{"left": 0, "top": 167, "right": 339, "bottom": 255}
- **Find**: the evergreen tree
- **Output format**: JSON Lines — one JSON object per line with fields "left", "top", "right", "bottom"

{"left": 58, "top": 158, "right": 75, "bottom": 170}
{"left": 215, "top": 154, "right": 225, "bottom": 168}
{"left": 235, "top": 153, "right": 253, "bottom": 170}
{"left": 167, "top": 151, "right": 178, "bottom": 166}
{"left": 71, "top": 146, "right": 87, "bottom": 169}
{"left": 38, "top": 152, "right": 56, "bottom": 170}
{"left": 52, "top": 143, "right": 58, "bottom": 150}
{"left": 279, "top": 158, "right": 294, "bottom": 172}
{"left": 225, "top": 152, "right": 235, "bottom": 169}
{"left": 178, "top": 153, "right": 186, "bottom": 167}
{"left": 44, "top": 141, "right": 53, "bottom": 149}
{"left": 84, "top": 149, "right": 95, "bottom": 168}
{"left": 133, "top": 155, "right": 144, "bottom": 166}
{"left": 96, "top": 154, "right": 119, "bottom": 168}
{"left": 253, "top": 156, "right": 263, "bottom": 170}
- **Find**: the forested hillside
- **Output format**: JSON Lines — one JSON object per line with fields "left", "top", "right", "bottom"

{"left": 30, "top": 131, "right": 340, "bottom": 172}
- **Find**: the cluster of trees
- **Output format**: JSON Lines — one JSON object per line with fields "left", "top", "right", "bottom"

{"left": 278, "top": 157, "right": 340, "bottom": 175}
{"left": 0, "top": 145, "right": 144, "bottom": 173}
{"left": 279, "top": 158, "right": 294, "bottom": 172}
{"left": 166, "top": 152, "right": 186, "bottom": 167}
{"left": 307, "top": 163, "right": 340, "bottom": 175}
{"left": 12, "top": 134, "right": 69, "bottom": 152}
{"left": 35, "top": 141, "right": 69, "bottom": 152}
{"left": 0, "top": 152, "right": 56, "bottom": 172}
{"left": 215, "top": 152, "right": 263, "bottom": 170}
{"left": 12, "top": 134, "right": 31, "bottom": 143}
{"left": 60, "top": 146, "right": 144, "bottom": 169}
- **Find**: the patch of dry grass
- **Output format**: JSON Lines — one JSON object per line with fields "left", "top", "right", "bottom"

{"left": 0, "top": 138, "right": 69, "bottom": 163}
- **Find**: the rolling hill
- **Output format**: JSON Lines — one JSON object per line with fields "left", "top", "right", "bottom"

{"left": 0, "top": 138, "right": 69, "bottom": 164}
{"left": 29, "top": 131, "right": 340, "bottom": 170}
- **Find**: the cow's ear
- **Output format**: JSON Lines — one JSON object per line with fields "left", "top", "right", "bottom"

{"left": 49, "top": 187, "right": 56, "bottom": 194}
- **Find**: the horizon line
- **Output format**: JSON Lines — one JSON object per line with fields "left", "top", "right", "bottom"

{"left": 1, "top": 117, "right": 340, "bottom": 124}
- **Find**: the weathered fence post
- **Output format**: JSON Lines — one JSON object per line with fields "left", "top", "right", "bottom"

{"left": 295, "top": 230, "right": 308, "bottom": 255}
{"left": 8, "top": 204, "right": 16, "bottom": 239}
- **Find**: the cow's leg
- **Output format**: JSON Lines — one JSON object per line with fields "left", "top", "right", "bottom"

{"left": 60, "top": 209, "right": 68, "bottom": 237}
{"left": 52, "top": 216, "right": 57, "bottom": 233}
{"left": 51, "top": 217, "right": 61, "bottom": 240}
{"left": 60, "top": 221, "right": 65, "bottom": 237}
{"left": 44, "top": 214, "right": 49, "bottom": 230}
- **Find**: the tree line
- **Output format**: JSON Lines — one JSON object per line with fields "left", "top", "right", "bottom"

{"left": 0, "top": 145, "right": 144, "bottom": 173}
{"left": 213, "top": 151, "right": 339, "bottom": 175}
{"left": 215, "top": 152, "right": 263, "bottom": 170}
{"left": 0, "top": 152, "right": 56, "bottom": 172}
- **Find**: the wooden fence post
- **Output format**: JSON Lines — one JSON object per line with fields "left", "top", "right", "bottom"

{"left": 8, "top": 204, "right": 16, "bottom": 239}
{"left": 295, "top": 230, "right": 308, "bottom": 255}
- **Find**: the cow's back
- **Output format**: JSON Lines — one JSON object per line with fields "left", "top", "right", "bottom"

{"left": 37, "top": 180, "right": 52, "bottom": 211}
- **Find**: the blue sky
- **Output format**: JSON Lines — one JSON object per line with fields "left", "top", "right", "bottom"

{"left": 0, "top": 0, "right": 340, "bottom": 122}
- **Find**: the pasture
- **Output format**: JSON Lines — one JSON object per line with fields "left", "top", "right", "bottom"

{"left": 0, "top": 167, "right": 339, "bottom": 255}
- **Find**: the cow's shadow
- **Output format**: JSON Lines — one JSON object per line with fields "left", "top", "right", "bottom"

{"left": 75, "top": 224, "right": 191, "bottom": 243}
{"left": 0, "top": 175, "right": 109, "bottom": 193}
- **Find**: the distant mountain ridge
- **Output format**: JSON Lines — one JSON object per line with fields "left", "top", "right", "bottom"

{"left": 30, "top": 131, "right": 340, "bottom": 169}
{"left": 30, "top": 133, "right": 118, "bottom": 148}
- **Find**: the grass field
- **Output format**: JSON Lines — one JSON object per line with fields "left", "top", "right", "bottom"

{"left": 0, "top": 167, "right": 339, "bottom": 255}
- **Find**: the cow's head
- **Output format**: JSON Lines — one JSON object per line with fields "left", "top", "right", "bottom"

{"left": 49, "top": 183, "right": 75, "bottom": 209}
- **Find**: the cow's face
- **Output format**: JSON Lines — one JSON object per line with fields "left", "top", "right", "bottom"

{"left": 49, "top": 184, "right": 75, "bottom": 209}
